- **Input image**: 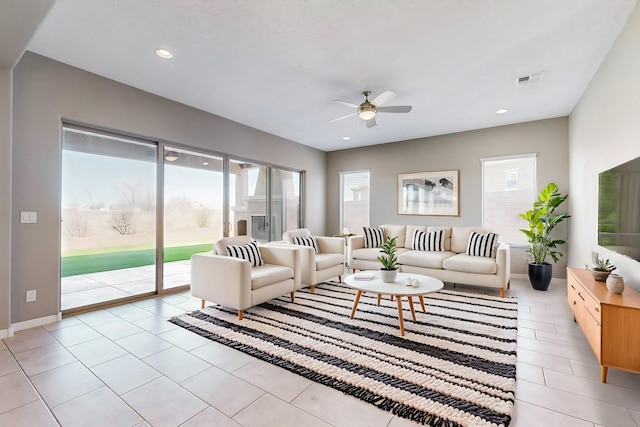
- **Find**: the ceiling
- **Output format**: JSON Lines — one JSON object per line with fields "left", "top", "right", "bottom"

{"left": 10, "top": 0, "right": 639, "bottom": 151}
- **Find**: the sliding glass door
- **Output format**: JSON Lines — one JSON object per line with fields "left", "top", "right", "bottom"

{"left": 61, "top": 127, "right": 157, "bottom": 310}
{"left": 162, "top": 147, "right": 224, "bottom": 289}
{"left": 61, "top": 127, "right": 305, "bottom": 312}
{"left": 228, "top": 160, "right": 268, "bottom": 240}
{"left": 271, "top": 167, "right": 301, "bottom": 240}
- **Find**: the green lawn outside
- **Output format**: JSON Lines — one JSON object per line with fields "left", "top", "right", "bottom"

{"left": 61, "top": 243, "right": 213, "bottom": 277}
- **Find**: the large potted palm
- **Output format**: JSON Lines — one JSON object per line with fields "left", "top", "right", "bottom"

{"left": 519, "top": 183, "right": 570, "bottom": 291}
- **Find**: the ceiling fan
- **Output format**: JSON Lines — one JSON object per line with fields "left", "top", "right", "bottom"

{"left": 329, "top": 90, "right": 412, "bottom": 128}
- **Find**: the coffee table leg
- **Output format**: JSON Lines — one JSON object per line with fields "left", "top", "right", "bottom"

{"left": 396, "top": 295, "right": 405, "bottom": 336}
{"left": 407, "top": 296, "right": 417, "bottom": 321}
{"left": 377, "top": 294, "right": 381, "bottom": 306}
{"left": 350, "top": 290, "right": 363, "bottom": 319}
{"left": 419, "top": 296, "right": 426, "bottom": 313}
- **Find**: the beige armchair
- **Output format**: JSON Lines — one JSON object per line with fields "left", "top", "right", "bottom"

{"left": 282, "top": 229, "right": 345, "bottom": 292}
{"left": 190, "top": 236, "right": 301, "bottom": 320}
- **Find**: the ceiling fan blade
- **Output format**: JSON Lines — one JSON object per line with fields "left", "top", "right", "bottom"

{"left": 377, "top": 106, "right": 412, "bottom": 113}
{"left": 365, "top": 116, "right": 377, "bottom": 128}
{"left": 333, "top": 100, "right": 359, "bottom": 109}
{"left": 329, "top": 112, "right": 357, "bottom": 123}
{"left": 371, "top": 90, "right": 397, "bottom": 107}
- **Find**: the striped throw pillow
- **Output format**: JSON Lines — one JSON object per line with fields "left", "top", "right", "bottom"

{"left": 226, "top": 240, "right": 264, "bottom": 267}
{"left": 466, "top": 231, "right": 498, "bottom": 258}
{"left": 292, "top": 235, "right": 319, "bottom": 254}
{"left": 363, "top": 226, "right": 384, "bottom": 248}
{"left": 412, "top": 229, "right": 445, "bottom": 251}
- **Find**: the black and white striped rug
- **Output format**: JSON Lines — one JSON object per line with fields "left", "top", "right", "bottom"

{"left": 170, "top": 282, "right": 518, "bottom": 427}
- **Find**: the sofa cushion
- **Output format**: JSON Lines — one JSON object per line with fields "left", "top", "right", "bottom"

{"left": 466, "top": 231, "right": 498, "bottom": 258}
{"left": 450, "top": 227, "right": 489, "bottom": 254}
{"left": 214, "top": 235, "right": 253, "bottom": 256}
{"left": 411, "top": 229, "right": 445, "bottom": 251}
{"left": 443, "top": 253, "right": 497, "bottom": 275}
{"left": 226, "top": 241, "right": 264, "bottom": 267}
{"left": 404, "top": 225, "right": 427, "bottom": 249}
{"left": 353, "top": 247, "right": 410, "bottom": 262}
{"left": 383, "top": 224, "right": 407, "bottom": 248}
{"left": 427, "top": 226, "right": 452, "bottom": 251}
{"left": 316, "top": 253, "right": 344, "bottom": 270}
{"left": 363, "top": 226, "right": 384, "bottom": 248}
{"left": 398, "top": 250, "right": 456, "bottom": 269}
{"left": 251, "top": 265, "right": 293, "bottom": 290}
{"left": 283, "top": 228, "right": 311, "bottom": 244}
{"left": 292, "top": 235, "right": 319, "bottom": 254}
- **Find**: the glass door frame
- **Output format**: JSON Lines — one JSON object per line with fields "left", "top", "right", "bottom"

{"left": 61, "top": 126, "right": 305, "bottom": 314}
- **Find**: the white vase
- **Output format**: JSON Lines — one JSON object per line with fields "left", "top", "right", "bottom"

{"left": 379, "top": 269, "right": 398, "bottom": 283}
{"left": 606, "top": 274, "right": 625, "bottom": 294}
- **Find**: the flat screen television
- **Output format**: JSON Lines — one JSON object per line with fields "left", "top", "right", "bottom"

{"left": 598, "top": 155, "right": 640, "bottom": 262}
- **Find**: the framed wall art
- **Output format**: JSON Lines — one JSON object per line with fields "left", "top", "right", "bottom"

{"left": 397, "top": 170, "right": 459, "bottom": 216}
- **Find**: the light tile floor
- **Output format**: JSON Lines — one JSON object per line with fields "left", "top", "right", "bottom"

{"left": 2, "top": 276, "right": 640, "bottom": 426}
{"left": 61, "top": 261, "right": 191, "bottom": 311}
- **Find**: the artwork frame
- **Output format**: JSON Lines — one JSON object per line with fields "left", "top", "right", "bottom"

{"left": 397, "top": 170, "right": 459, "bottom": 216}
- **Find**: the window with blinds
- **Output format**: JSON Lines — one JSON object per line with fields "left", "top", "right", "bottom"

{"left": 482, "top": 154, "right": 536, "bottom": 244}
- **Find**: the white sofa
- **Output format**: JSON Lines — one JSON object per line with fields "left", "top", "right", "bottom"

{"left": 190, "top": 236, "right": 301, "bottom": 319}
{"left": 348, "top": 225, "right": 510, "bottom": 297}
{"left": 280, "top": 229, "right": 345, "bottom": 291}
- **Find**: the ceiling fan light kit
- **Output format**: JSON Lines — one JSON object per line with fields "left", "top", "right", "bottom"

{"left": 331, "top": 90, "right": 412, "bottom": 127}
{"left": 358, "top": 105, "right": 376, "bottom": 121}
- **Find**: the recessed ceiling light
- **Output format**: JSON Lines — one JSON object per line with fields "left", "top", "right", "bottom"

{"left": 496, "top": 109, "right": 508, "bottom": 114}
{"left": 342, "top": 136, "right": 351, "bottom": 141}
{"left": 155, "top": 48, "right": 173, "bottom": 59}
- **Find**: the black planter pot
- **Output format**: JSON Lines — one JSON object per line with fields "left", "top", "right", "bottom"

{"left": 528, "top": 263, "right": 553, "bottom": 291}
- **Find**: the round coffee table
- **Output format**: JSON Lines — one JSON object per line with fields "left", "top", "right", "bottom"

{"left": 343, "top": 272, "right": 444, "bottom": 336}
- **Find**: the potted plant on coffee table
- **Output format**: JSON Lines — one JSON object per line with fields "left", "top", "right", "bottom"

{"left": 519, "top": 182, "right": 570, "bottom": 291}
{"left": 378, "top": 236, "right": 398, "bottom": 283}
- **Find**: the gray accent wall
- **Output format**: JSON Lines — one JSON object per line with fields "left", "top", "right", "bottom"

{"left": 326, "top": 117, "right": 570, "bottom": 277}
{"left": 10, "top": 52, "right": 326, "bottom": 324}
{"left": 569, "top": 3, "right": 640, "bottom": 290}
{"left": 1, "top": 69, "right": 11, "bottom": 331}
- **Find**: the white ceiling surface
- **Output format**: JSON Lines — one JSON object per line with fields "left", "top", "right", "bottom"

{"left": 26, "top": 0, "right": 637, "bottom": 152}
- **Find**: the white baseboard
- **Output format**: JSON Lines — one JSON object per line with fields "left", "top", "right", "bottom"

{"left": 0, "top": 328, "right": 9, "bottom": 339}
{"left": 7, "top": 313, "right": 62, "bottom": 336}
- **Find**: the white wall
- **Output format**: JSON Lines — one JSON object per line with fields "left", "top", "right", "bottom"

{"left": 326, "top": 117, "right": 570, "bottom": 277}
{"left": 0, "top": 69, "right": 11, "bottom": 333}
{"left": 10, "top": 52, "right": 326, "bottom": 323}
{"left": 569, "top": 3, "right": 640, "bottom": 290}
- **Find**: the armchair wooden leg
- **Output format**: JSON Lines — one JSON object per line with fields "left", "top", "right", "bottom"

{"left": 310, "top": 284, "right": 315, "bottom": 293}
{"left": 290, "top": 292, "right": 295, "bottom": 302}
{"left": 238, "top": 310, "right": 243, "bottom": 320}
{"left": 200, "top": 300, "right": 205, "bottom": 309}
{"left": 338, "top": 275, "right": 342, "bottom": 283}
{"left": 500, "top": 288, "right": 505, "bottom": 298}
{"left": 507, "top": 280, "right": 511, "bottom": 289}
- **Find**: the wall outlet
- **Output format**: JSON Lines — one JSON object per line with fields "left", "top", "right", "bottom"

{"left": 20, "top": 212, "right": 37, "bottom": 224}
{"left": 26, "top": 290, "right": 36, "bottom": 302}
{"left": 591, "top": 251, "right": 599, "bottom": 264}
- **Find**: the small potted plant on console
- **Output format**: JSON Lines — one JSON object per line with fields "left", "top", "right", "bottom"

{"left": 588, "top": 258, "right": 616, "bottom": 282}
{"left": 378, "top": 236, "right": 398, "bottom": 283}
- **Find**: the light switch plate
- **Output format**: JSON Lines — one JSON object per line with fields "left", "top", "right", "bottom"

{"left": 20, "top": 212, "right": 37, "bottom": 223}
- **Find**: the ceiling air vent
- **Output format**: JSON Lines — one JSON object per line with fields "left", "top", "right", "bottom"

{"left": 516, "top": 71, "right": 545, "bottom": 86}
